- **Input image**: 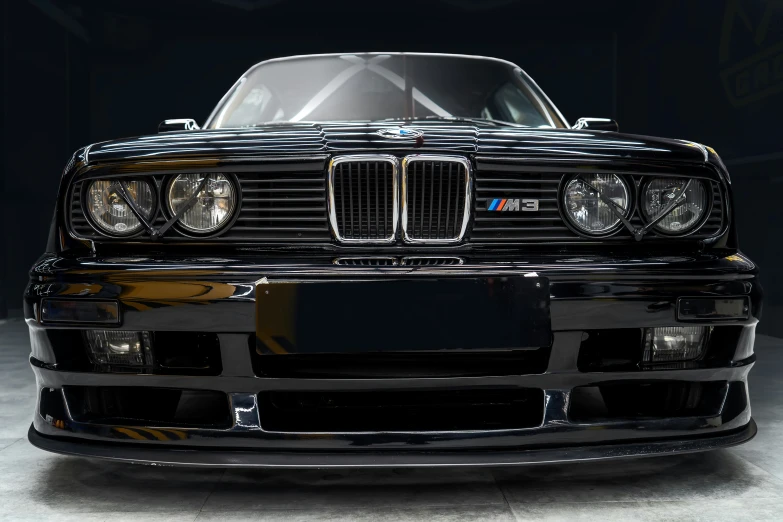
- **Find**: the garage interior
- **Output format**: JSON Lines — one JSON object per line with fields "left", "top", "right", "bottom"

{"left": 1, "top": 0, "right": 781, "bottom": 520}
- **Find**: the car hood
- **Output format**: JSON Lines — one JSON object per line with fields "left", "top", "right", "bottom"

{"left": 86, "top": 120, "right": 709, "bottom": 165}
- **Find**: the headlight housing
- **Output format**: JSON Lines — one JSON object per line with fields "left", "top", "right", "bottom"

{"left": 167, "top": 173, "right": 237, "bottom": 233}
{"left": 86, "top": 179, "right": 155, "bottom": 236}
{"left": 563, "top": 174, "right": 630, "bottom": 235}
{"left": 641, "top": 178, "right": 709, "bottom": 234}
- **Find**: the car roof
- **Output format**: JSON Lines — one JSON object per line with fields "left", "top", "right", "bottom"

{"left": 246, "top": 52, "right": 522, "bottom": 71}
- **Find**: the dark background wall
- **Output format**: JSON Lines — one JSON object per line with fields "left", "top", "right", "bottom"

{"left": 2, "top": 0, "right": 781, "bottom": 334}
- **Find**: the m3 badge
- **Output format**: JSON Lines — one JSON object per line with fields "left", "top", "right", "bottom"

{"left": 486, "top": 198, "right": 539, "bottom": 212}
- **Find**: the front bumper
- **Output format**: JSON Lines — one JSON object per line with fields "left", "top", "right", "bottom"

{"left": 28, "top": 420, "right": 757, "bottom": 468}
{"left": 25, "top": 251, "right": 762, "bottom": 467}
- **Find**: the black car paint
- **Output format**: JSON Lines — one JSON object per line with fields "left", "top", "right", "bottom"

{"left": 88, "top": 121, "right": 708, "bottom": 164}
{"left": 50, "top": 120, "right": 734, "bottom": 252}
{"left": 26, "top": 117, "right": 760, "bottom": 467}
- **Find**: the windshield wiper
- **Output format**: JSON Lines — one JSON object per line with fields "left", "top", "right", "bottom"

{"left": 383, "top": 116, "right": 528, "bottom": 127}
{"left": 575, "top": 176, "right": 693, "bottom": 241}
{"left": 418, "top": 116, "right": 528, "bottom": 127}
{"left": 115, "top": 176, "right": 211, "bottom": 241}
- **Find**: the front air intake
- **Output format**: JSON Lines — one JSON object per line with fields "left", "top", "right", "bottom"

{"left": 328, "top": 155, "right": 398, "bottom": 243}
{"left": 402, "top": 155, "right": 471, "bottom": 243}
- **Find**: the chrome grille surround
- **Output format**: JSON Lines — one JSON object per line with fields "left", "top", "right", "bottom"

{"left": 328, "top": 154, "right": 399, "bottom": 244}
{"left": 401, "top": 155, "right": 472, "bottom": 244}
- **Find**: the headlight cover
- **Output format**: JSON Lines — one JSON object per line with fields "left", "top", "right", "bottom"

{"left": 563, "top": 174, "right": 630, "bottom": 234}
{"left": 85, "top": 330, "right": 153, "bottom": 368}
{"left": 642, "top": 326, "right": 708, "bottom": 364}
{"left": 167, "top": 173, "right": 237, "bottom": 233}
{"left": 642, "top": 178, "right": 709, "bottom": 234}
{"left": 86, "top": 179, "right": 155, "bottom": 236}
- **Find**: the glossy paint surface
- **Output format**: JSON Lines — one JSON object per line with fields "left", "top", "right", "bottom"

{"left": 48, "top": 115, "right": 736, "bottom": 255}
{"left": 23, "top": 64, "right": 762, "bottom": 465}
{"left": 24, "top": 248, "right": 760, "bottom": 462}
{"left": 85, "top": 121, "right": 709, "bottom": 164}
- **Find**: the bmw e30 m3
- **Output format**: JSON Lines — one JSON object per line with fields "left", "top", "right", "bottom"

{"left": 26, "top": 53, "right": 761, "bottom": 467}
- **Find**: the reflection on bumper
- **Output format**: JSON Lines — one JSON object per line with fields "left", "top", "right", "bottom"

{"left": 25, "top": 253, "right": 762, "bottom": 466}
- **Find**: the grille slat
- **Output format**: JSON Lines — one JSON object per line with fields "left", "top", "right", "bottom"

{"left": 242, "top": 207, "right": 326, "bottom": 213}
{"left": 330, "top": 156, "right": 397, "bottom": 242}
{"left": 228, "top": 225, "right": 329, "bottom": 231}
{"left": 243, "top": 196, "right": 324, "bottom": 203}
{"left": 445, "top": 163, "right": 453, "bottom": 236}
{"left": 242, "top": 187, "right": 324, "bottom": 193}
{"left": 403, "top": 156, "right": 469, "bottom": 242}
{"left": 236, "top": 216, "right": 325, "bottom": 222}
{"left": 348, "top": 163, "right": 354, "bottom": 237}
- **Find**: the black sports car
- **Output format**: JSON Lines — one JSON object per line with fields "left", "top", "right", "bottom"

{"left": 26, "top": 53, "right": 761, "bottom": 467}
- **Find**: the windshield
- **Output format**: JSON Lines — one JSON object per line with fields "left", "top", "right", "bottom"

{"left": 206, "top": 54, "right": 566, "bottom": 129}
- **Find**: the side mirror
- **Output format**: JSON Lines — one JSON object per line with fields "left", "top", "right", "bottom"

{"left": 573, "top": 117, "right": 619, "bottom": 132}
{"left": 158, "top": 118, "right": 200, "bottom": 133}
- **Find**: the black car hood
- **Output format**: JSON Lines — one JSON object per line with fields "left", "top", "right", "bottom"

{"left": 86, "top": 120, "right": 709, "bottom": 165}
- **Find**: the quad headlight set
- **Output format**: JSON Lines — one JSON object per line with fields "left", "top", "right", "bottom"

{"left": 82, "top": 171, "right": 711, "bottom": 240}
{"left": 83, "top": 173, "right": 238, "bottom": 237}
{"left": 562, "top": 173, "right": 711, "bottom": 237}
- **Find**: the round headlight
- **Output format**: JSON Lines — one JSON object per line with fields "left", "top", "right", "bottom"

{"left": 167, "top": 173, "right": 237, "bottom": 233}
{"left": 86, "top": 179, "right": 155, "bottom": 236}
{"left": 642, "top": 178, "right": 709, "bottom": 234}
{"left": 563, "top": 174, "right": 630, "bottom": 234}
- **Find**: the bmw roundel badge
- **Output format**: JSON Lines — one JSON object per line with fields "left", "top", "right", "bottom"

{"left": 377, "top": 127, "right": 424, "bottom": 139}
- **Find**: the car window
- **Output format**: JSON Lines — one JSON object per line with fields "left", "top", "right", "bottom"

{"left": 208, "top": 55, "right": 566, "bottom": 128}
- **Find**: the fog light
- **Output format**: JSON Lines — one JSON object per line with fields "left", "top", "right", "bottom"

{"left": 85, "top": 330, "right": 153, "bottom": 367}
{"left": 642, "top": 327, "right": 709, "bottom": 364}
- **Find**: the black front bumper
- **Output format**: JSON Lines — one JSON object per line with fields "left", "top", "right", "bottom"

{"left": 28, "top": 420, "right": 757, "bottom": 468}
{"left": 25, "top": 252, "right": 762, "bottom": 467}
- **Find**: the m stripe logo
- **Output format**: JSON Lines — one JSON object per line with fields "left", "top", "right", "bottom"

{"left": 488, "top": 198, "right": 508, "bottom": 211}
{"left": 486, "top": 198, "right": 538, "bottom": 212}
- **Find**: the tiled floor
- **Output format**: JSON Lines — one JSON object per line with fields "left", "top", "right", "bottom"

{"left": 1, "top": 317, "right": 781, "bottom": 521}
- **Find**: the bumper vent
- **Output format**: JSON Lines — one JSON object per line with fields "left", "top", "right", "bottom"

{"left": 328, "top": 155, "right": 398, "bottom": 243}
{"left": 333, "top": 257, "right": 398, "bottom": 266}
{"left": 402, "top": 156, "right": 471, "bottom": 243}
{"left": 401, "top": 256, "right": 464, "bottom": 266}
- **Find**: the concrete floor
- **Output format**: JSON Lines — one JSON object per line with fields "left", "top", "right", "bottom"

{"left": 1, "top": 318, "right": 781, "bottom": 521}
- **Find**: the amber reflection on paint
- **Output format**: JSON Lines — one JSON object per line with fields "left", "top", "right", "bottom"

{"left": 255, "top": 283, "right": 299, "bottom": 354}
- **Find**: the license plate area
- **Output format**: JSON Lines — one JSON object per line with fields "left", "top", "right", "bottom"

{"left": 256, "top": 277, "right": 551, "bottom": 355}
{"left": 259, "top": 388, "right": 546, "bottom": 433}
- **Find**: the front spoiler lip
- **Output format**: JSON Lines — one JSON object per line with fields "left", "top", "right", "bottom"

{"left": 27, "top": 419, "right": 757, "bottom": 469}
